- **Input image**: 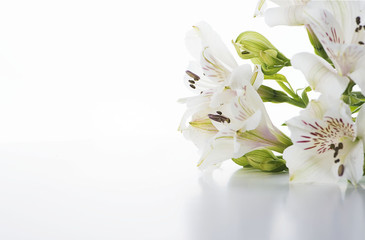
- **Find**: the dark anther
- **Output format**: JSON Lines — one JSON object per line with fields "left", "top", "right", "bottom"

{"left": 186, "top": 70, "right": 200, "bottom": 81}
{"left": 329, "top": 143, "right": 335, "bottom": 150}
{"left": 338, "top": 164, "right": 345, "bottom": 177}
{"left": 208, "top": 114, "right": 231, "bottom": 124}
{"left": 359, "top": 41, "right": 365, "bottom": 45}
{"left": 190, "top": 84, "right": 196, "bottom": 89}
{"left": 360, "top": 25, "right": 363, "bottom": 30}
{"left": 216, "top": 111, "right": 222, "bottom": 115}
{"left": 333, "top": 149, "right": 339, "bottom": 158}
{"left": 188, "top": 80, "right": 195, "bottom": 84}
{"left": 334, "top": 159, "right": 340, "bottom": 163}
{"left": 338, "top": 142, "right": 343, "bottom": 149}
{"left": 356, "top": 16, "right": 361, "bottom": 25}
{"left": 356, "top": 28, "right": 359, "bottom": 33}
{"left": 241, "top": 51, "right": 250, "bottom": 55}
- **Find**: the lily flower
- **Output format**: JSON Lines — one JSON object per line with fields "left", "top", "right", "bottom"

{"left": 183, "top": 22, "right": 262, "bottom": 97}
{"left": 180, "top": 65, "right": 268, "bottom": 169}
{"left": 179, "top": 22, "right": 263, "bottom": 133}
{"left": 180, "top": 22, "right": 273, "bottom": 169}
{"left": 197, "top": 79, "right": 292, "bottom": 169}
{"left": 283, "top": 95, "right": 365, "bottom": 184}
{"left": 300, "top": 1, "right": 365, "bottom": 95}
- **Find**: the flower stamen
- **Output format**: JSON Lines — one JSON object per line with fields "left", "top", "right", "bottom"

{"left": 186, "top": 70, "right": 200, "bottom": 81}
{"left": 208, "top": 113, "right": 231, "bottom": 123}
{"left": 338, "top": 164, "right": 345, "bottom": 177}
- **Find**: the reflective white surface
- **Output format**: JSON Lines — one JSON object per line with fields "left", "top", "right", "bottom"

{"left": 1, "top": 138, "right": 365, "bottom": 240}
{"left": 188, "top": 168, "right": 365, "bottom": 240}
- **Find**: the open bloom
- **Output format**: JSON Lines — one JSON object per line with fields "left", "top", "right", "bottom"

{"left": 298, "top": 1, "right": 365, "bottom": 95}
{"left": 183, "top": 22, "right": 262, "bottom": 97}
{"left": 284, "top": 96, "right": 365, "bottom": 184}
{"left": 180, "top": 22, "right": 278, "bottom": 169}
{"left": 179, "top": 22, "right": 263, "bottom": 134}
{"left": 180, "top": 65, "right": 270, "bottom": 169}
{"left": 197, "top": 80, "right": 292, "bottom": 169}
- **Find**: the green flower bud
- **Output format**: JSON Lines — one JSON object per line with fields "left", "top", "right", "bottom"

{"left": 257, "top": 85, "right": 291, "bottom": 103}
{"left": 233, "top": 31, "right": 290, "bottom": 75}
{"left": 232, "top": 149, "right": 287, "bottom": 172}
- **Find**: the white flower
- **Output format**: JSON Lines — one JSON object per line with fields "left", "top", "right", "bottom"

{"left": 180, "top": 66, "right": 267, "bottom": 169}
{"left": 184, "top": 22, "right": 262, "bottom": 97}
{"left": 299, "top": 1, "right": 365, "bottom": 95}
{"left": 284, "top": 95, "right": 365, "bottom": 184}
{"left": 197, "top": 81, "right": 292, "bottom": 169}
{"left": 179, "top": 21, "right": 263, "bottom": 133}
{"left": 179, "top": 22, "right": 270, "bottom": 169}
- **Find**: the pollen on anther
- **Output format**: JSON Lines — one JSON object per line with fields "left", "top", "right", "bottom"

{"left": 190, "top": 84, "right": 196, "bottom": 89}
{"left": 356, "top": 16, "right": 361, "bottom": 25}
{"left": 216, "top": 111, "right": 222, "bottom": 115}
{"left": 338, "top": 164, "right": 345, "bottom": 177}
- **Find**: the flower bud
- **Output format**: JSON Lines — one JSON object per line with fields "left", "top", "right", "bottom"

{"left": 257, "top": 85, "right": 291, "bottom": 103}
{"left": 233, "top": 31, "right": 290, "bottom": 74}
{"left": 232, "top": 149, "right": 287, "bottom": 172}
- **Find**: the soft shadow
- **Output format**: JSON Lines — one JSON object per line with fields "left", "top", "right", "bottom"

{"left": 272, "top": 183, "right": 365, "bottom": 240}
{"left": 186, "top": 168, "right": 365, "bottom": 240}
{"left": 186, "top": 168, "right": 289, "bottom": 240}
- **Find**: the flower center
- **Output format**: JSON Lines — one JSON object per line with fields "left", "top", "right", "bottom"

{"left": 297, "top": 116, "right": 355, "bottom": 154}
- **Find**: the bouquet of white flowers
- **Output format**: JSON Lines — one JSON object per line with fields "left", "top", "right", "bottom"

{"left": 179, "top": 0, "right": 365, "bottom": 185}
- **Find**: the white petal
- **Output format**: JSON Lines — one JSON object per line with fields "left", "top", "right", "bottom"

{"left": 200, "top": 47, "right": 231, "bottom": 83}
{"left": 356, "top": 105, "right": 365, "bottom": 142}
{"left": 284, "top": 145, "right": 338, "bottom": 183}
{"left": 228, "top": 64, "right": 253, "bottom": 90}
{"left": 292, "top": 52, "right": 349, "bottom": 98}
{"left": 265, "top": 5, "right": 306, "bottom": 26}
{"left": 197, "top": 134, "right": 235, "bottom": 169}
{"left": 342, "top": 140, "right": 364, "bottom": 185}
{"left": 209, "top": 87, "right": 235, "bottom": 109}
{"left": 193, "top": 22, "right": 238, "bottom": 70}
{"left": 183, "top": 125, "right": 216, "bottom": 150}
{"left": 348, "top": 57, "right": 365, "bottom": 96}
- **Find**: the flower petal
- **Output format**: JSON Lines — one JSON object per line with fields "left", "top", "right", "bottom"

{"left": 264, "top": 5, "right": 306, "bottom": 26}
{"left": 292, "top": 52, "right": 349, "bottom": 98}
{"left": 347, "top": 57, "right": 365, "bottom": 96}
{"left": 192, "top": 22, "right": 238, "bottom": 70}
{"left": 284, "top": 145, "right": 338, "bottom": 183}
{"left": 356, "top": 105, "right": 365, "bottom": 143}
{"left": 197, "top": 133, "right": 235, "bottom": 169}
{"left": 228, "top": 64, "right": 254, "bottom": 90}
{"left": 342, "top": 140, "right": 364, "bottom": 185}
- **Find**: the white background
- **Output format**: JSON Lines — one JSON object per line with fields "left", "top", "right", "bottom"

{"left": 0, "top": 1, "right": 363, "bottom": 240}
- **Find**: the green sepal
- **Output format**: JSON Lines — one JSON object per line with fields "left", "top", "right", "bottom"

{"left": 232, "top": 149, "right": 287, "bottom": 172}
{"left": 233, "top": 31, "right": 290, "bottom": 75}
